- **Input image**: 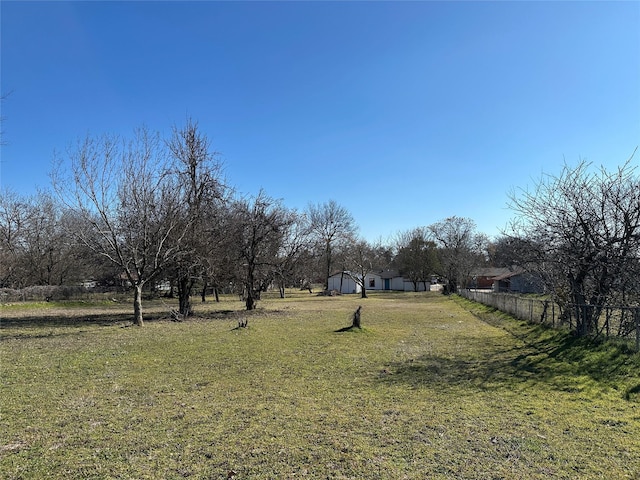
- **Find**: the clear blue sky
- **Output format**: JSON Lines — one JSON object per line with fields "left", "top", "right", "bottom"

{"left": 2, "top": 1, "right": 639, "bottom": 242}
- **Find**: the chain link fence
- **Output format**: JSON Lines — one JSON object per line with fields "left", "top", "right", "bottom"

{"left": 459, "top": 289, "right": 640, "bottom": 351}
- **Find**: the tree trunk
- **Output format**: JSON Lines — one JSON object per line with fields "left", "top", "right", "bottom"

{"left": 213, "top": 286, "right": 220, "bottom": 302}
{"left": 569, "top": 273, "right": 589, "bottom": 336}
{"left": 325, "top": 243, "right": 332, "bottom": 290}
{"left": 177, "top": 275, "right": 193, "bottom": 317}
{"left": 201, "top": 280, "right": 208, "bottom": 302}
{"left": 133, "top": 284, "right": 144, "bottom": 326}
{"left": 245, "top": 292, "right": 255, "bottom": 310}
{"left": 360, "top": 286, "right": 367, "bottom": 299}
{"left": 245, "top": 269, "right": 256, "bottom": 310}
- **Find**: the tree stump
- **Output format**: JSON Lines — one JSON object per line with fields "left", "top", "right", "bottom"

{"left": 352, "top": 305, "right": 362, "bottom": 329}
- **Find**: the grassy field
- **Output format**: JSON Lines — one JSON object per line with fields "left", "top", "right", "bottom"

{"left": 1, "top": 291, "right": 640, "bottom": 479}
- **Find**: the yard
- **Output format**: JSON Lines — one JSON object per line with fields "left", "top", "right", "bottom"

{"left": 1, "top": 291, "right": 639, "bottom": 479}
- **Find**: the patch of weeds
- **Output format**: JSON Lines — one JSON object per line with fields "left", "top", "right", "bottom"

{"left": 453, "top": 295, "right": 640, "bottom": 400}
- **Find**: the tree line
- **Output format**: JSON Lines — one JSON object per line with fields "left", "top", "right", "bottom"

{"left": 1, "top": 121, "right": 639, "bottom": 336}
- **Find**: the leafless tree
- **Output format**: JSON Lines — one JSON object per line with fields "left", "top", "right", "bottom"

{"left": 165, "top": 119, "right": 227, "bottom": 317}
{"left": 343, "top": 238, "right": 380, "bottom": 299}
{"left": 0, "top": 188, "right": 29, "bottom": 287}
{"left": 394, "top": 227, "right": 440, "bottom": 292}
{"left": 19, "top": 191, "right": 72, "bottom": 286}
{"left": 0, "top": 189, "right": 81, "bottom": 288}
{"left": 508, "top": 156, "right": 640, "bottom": 335}
{"left": 52, "top": 128, "right": 185, "bottom": 326}
{"left": 428, "top": 216, "right": 486, "bottom": 294}
{"left": 485, "top": 235, "right": 534, "bottom": 268}
{"left": 307, "top": 200, "right": 357, "bottom": 290}
{"left": 272, "top": 210, "right": 313, "bottom": 298}
{"left": 229, "top": 191, "right": 291, "bottom": 311}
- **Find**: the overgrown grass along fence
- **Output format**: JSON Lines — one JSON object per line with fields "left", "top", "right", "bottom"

{"left": 459, "top": 289, "right": 640, "bottom": 351}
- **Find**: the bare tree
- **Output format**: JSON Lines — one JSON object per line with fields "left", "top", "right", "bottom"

{"left": 19, "top": 191, "right": 72, "bottom": 286}
{"left": 165, "top": 119, "right": 227, "bottom": 317}
{"left": 394, "top": 227, "right": 439, "bottom": 292}
{"left": 428, "top": 216, "right": 486, "bottom": 294}
{"left": 307, "top": 200, "right": 357, "bottom": 290}
{"left": 0, "top": 188, "right": 29, "bottom": 288}
{"left": 0, "top": 189, "right": 80, "bottom": 288}
{"left": 52, "top": 128, "right": 185, "bottom": 326}
{"left": 229, "top": 191, "right": 291, "bottom": 311}
{"left": 343, "top": 238, "right": 380, "bottom": 299}
{"left": 272, "top": 210, "right": 313, "bottom": 298}
{"left": 485, "top": 235, "right": 534, "bottom": 268}
{"left": 508, "top": 156, "right": 640, "bottom": 336}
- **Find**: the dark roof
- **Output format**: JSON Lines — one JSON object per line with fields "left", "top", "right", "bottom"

{"left": 492, "top": 267, "right": 527, "bottom": 281}
{"left": 376, "top": 269, "right": 400, "bottom": 279}
{"left": 472, "top": 267, "right": 512, "bottom": 278}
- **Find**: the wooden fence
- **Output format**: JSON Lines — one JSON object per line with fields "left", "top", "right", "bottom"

{"left": 459, "top": 289, "right": 640, "bottom": 351}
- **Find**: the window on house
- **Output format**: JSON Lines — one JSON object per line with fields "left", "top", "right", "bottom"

{"left": 369, "top": 278, "right": 375, "bottom": 288}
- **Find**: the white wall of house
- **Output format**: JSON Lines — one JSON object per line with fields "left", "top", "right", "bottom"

{"left": 328, "top": 273, "right": 361, "bottom": 294}
{"left": 364, "top": 273, "right": 383, "bottom": 290}
{"left": 330, "top": 271, "right": 432, "bottom": 293}
{"left": 391, "top": 277, "right": 406, "bottom": 291}
{"left": 367, "top": 273, "right": 431, "bottom": 292}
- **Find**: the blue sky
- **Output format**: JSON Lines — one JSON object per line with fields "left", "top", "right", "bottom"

{"left": 1, "top": 1, "right": 639, "bottom": 242}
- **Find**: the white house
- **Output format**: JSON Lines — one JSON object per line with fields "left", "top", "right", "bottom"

{"left": 328, "top": 270, "right": 430, "bottom": 294}
{"left": 327, "top": 272, "right": 362, "bottom": 294}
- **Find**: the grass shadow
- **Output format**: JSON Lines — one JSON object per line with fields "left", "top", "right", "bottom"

{"left": 0, "top": 311, "right": 166, "bottom": 340}
{"left": 380, "top": 308, "right": 640, "bottom": 399}
{"left": 0, "top": 307, "right": 247, "bottom": 340}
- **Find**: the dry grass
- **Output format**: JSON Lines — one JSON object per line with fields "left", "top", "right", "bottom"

{"left": 1, "top": 291, "right": 639, "bottom": 479}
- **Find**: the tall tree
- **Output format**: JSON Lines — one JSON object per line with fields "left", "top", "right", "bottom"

{"left": 428, "top": 216, "right": 486, "bottom": 294}
{"left": 52, "top": 128, "right": 185, "bottom": 326}
{"left": 230, "top": 191, "right": 291, "bottom": 311}
{"left": 272, "top": 210, "right": 313, "bottom": 298}
{"left": 0, "top": 189, "right": 80, "bottom": 288}
{"left": 0, "top": 188, "right": 29, "bottom": 288}
{"left": 394, "top": 227, "right": 439, "bottom": 292}
{"left": 307, "top": 200, "right": 357, "bottom": 290}
{"left": 508, "top": 157, "right": 640, "bottom": 336}
{"left": 19, "top": 191, "right": 70, "bottom": 286}
{"left": 166, "top": 119, "right": 226, "bottom": 317}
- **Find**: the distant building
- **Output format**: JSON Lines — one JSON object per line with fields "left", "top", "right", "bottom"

{"left": 469, "top": 267, "right": 512, "bottom": 289}
{"left": 327, "top": 270, "right": 432, "bottom": 294}
{"left": 492, "top": 267, "right": 544, "bottom": 294}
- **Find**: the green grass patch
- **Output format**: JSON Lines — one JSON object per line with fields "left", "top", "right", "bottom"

{"left": 2, "top": 291, "right": 640, "bottom": 479}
